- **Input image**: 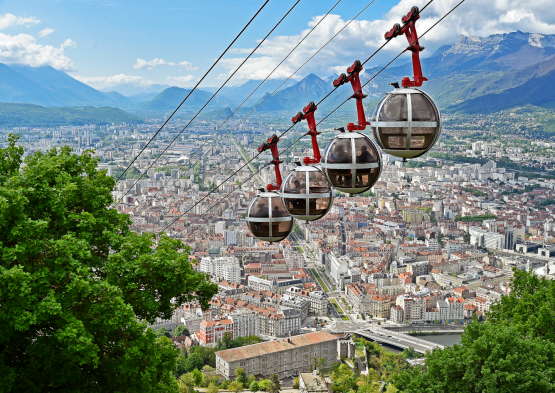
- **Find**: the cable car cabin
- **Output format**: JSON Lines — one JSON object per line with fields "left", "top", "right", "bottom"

{"left": 246, "top": 191, "right": 294, "bottom": 243}
{"left": 281, "top": 165, "right": 333, "bottom": 222}
{"left": 320, "top": 132, "right": 382, "bottom": 194}
{"left": 371, "top": 87, "right": 441, "bottom": 160}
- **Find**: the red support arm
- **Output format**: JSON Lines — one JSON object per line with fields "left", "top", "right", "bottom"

{"left": 384, "top": 6, "right": 428, "bottom": 88}
{"left": 292, "top": 101, "right": 321, "bottom": 164}
{"left": 258, "top": 134, "right": 282, "bottom": 191}
{"left": 332, "top": 60, "right": 369, "bottom": 131}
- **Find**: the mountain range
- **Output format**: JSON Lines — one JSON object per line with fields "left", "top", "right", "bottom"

{"left": 0, "top": 30, "right": 555, "bottom": 122}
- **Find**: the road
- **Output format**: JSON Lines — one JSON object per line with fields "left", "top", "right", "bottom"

{"left": 355, "top": 328, "right": 444, "bottom": 354}
{"left": 231, "top": 137, "right": 262, "bottom": 183}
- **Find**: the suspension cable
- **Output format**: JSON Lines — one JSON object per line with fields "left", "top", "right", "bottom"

{"left": 117, "top": 0, "right": 302, "bottom": 203}
{"left": 131, "top": 0, "right": 346, "bottom": 215}
{"left": 131, "top": 0, "right": 377, "bottom": 214}
{"left": 116, "top": 0, "right": 270, "bottom": 182}
{"left": 160, "top": 0, "right": 468, "bottom": 233}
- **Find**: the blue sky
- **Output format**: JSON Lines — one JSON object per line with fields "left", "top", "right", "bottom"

{"left": 1, "top": 0, "right": 554, "bottom": 91}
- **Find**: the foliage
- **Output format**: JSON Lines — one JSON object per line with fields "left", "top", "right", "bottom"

{"left": 268, "top": 374, "right": 282, "bottom": 393}
{"left": 461, "top": 187, "right": 488, "bottom": 197}
{"left": 228, "top": 381, "right": 244, "bottom": 393}
{"left": 250, "top": 381, "right": 260, "bottom": 392}
{"left": 0, "top": 103, "right": 141, "bottom": 127}
{"left": 454, "top": 214, "right": 496, "bottom": 222}
{"left": 0, "top": 135, "right": 217, "bottom": 392}
{"left": 259, "top": 379, "right": 270, "bottom": 391}
{"left": 312, "top": 357, "right": 328, "bottom": 374}
{"left": 292, "top": 377, "right": 299, "bottom": 389}
{"left": 216, "top": 333, "right": 263, "bottom": 350}
{"left": 207, "top": 383, "right": 219, "bottom": 393}
{"left": 156, "top": 327, "right": 172, "bottom": 338}
{"left": 393, "top": 271, "right": 555, "bottom": 392}
{"left": 174, "top": 324, "right": 190, "bottom": 337}
{"left": 183, "top": 353, "right": 205, "bottom": 373}
{"left": 235, "top": 367, "right": 248, "bottom": 386}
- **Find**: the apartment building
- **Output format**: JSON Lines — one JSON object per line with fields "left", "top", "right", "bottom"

{"left": 200, "top": 256, "right": 242, "bottom": 283}
{"left": 215, "top": 331, "right": 339, "bottom": 380}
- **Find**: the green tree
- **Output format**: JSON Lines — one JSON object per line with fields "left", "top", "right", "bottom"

{"left": 235, "top": 366, "right": 248, "bottom": 386}
{"left": 0, "top": 136, "right": 217, "bottom": 392}
{"left": 207, "top": 383, "right": 220, "bottom": 393}
{"left": 156, "top": 327, "right": 172, "bottom": 338}
{"left": 268, "top": 374, "right": 282, "bottom": 393}
{"left": 250, "top": 381, "right": 260, "bottom": 392}
{"left": 174, "top": 324, "right": 190, "bottom": 337}
{"left": 247, "top": 374, "right": 257, "bottom": 386}
{"left": 185, "top": 353, "right": 205, "bottom": 373}
{"left": 175, "top": 349, "right": 189, "bottom": 378}
{"left": 178, "top": 373, "right": 196, "bottom": 393}
{"left": 228, "top": 381, "right": 244, "bottom": 393}
{"left": 312, "top": 357, "right": 328, "bottom": 374}
{"left": 393, "top": 271, "right": 555, "bottom": 392}
{"left": 292, "top": 377, "right": 299, "bottom": 389}
{"left": 259, "top": 379, "right": 270, "bottom": 391}
{"left": 202, "top": 365, "right": 219, "bottom": 387}
{"left": 191, "top": 369, "right": 203, "bottom": 386}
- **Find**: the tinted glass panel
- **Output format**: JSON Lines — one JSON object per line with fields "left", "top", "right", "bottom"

{"left": 379, "top": 95, "right": 408, "bottom": 122}
{"left": 271, "top": 197, "right": 290, "bottom": 218}
{"left": 283, "top": 171, "right": 307, "bottom": 194}
{"left": 354, "top": 138, "right": 379, "bottom": 164}
{"left": 355, "top": 167, "right": 380, "bottom": 189}
{"left": 326, "top": 168, "right": 353, "bottom": 189}
{"left": 308, "top": 197, "right": 331, "bottom": 216}
{"left": 248, "top": 221, "right": 270, "bottom": 239}
{"left": 410, "top": 127, "right": 437, "bottom": 150}
{"left": 284, "top": 198, "right": 306, "bottom": 216}
{"left": 379, "top": 128, "right": 408, "bottom": 150}
{"left": 327, "top": 139, "right": 352, "bottom": 164}
{"left": 249, "top": 197, "right": 270, "bottom": 218}
{"left": 273, "top": 221, "right": 293, "bottom": 239}
{"left": 371, "top": 97, "right": 387, "bottom": 122}
{"left": 411, "top": 94, "right": 437, "bottom": 121}
{"left": 308, "top": 171, "right": 331, "bottom": 194}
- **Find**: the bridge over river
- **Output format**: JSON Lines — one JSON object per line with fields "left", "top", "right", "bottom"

{"left": 353, "top": 328, "right": 445, "bottom": 354}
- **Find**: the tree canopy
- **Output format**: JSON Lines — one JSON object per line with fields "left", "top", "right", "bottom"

{"left": 0, "top": 135, "right": 217, "bottom": 392}
{"left": 393, "top": 270, "right": 555, "bottom": 392}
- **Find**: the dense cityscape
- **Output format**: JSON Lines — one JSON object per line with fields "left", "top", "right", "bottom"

{"left": 3, "top": 106, "right": 555, "bottom": 391}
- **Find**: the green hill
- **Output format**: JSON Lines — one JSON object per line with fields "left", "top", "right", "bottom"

{"left": 0, "top": 103, "right": 141, "bottom": 127}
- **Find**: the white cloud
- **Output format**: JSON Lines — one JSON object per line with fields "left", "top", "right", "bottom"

{"left": 0, "top": 14, "right": 40, "bottom": 30}
{"left": 214, "top": 0, "right": 555, "bottom": 82}
{"left": 39, "top": 28, "right": 55, "bottom": 37}
{"left": 167, "top": 75, "right": 196, "bottom": 87}
{"left": 73, "top": 74, "right": 156, "bottom": 89}
{"left": 0, "top": 33, "right": 76, "bottom": 70}
{"left": 133, "top": 57, "right": 198, "bottom": 70}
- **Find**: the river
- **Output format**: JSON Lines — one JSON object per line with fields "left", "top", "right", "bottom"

{"left": 418, "top": 334, "right": 462, "bottom": 347}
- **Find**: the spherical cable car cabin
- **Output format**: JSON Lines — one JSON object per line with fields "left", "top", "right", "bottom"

{"left": 320, "top": 60, "right": 383, "bottom": 194}
{"left": 281, "top": 102, "right": 334, "bottom": 221}
{"left": 372, "top": 6, "right": 442, "bottom": 160}
{"left": 246, "top": 134, "right": 294, "bottom": 243}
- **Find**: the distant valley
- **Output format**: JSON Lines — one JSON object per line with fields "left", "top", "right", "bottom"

{"left": 1, "top": 30, "right": 555, "bottom": 126}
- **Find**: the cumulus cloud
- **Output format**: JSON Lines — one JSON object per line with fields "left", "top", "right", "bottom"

{"left": 73, "top": 74, "right": 156, "bottom": 89}
{"left": 167, "top": 75, "right": 196, "bottom": 87}
{"left": 0, "top": 33, "right": 76, "bottom": 70}
{"left": 39, "top": 27, "right": 55, "bottom": 37}
{"left": 215, "top": 0, "right": 555, "bottom": 82}
{"left": 133, "top": 57, "right": 198, "bottom": 70}
{"left": 0, "top": 13, "right": 40, "bottom": 30}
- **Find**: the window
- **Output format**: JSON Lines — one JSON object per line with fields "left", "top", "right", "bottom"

{"left": 240, "top": 362, "right": 245, "bottom": 367}
{"left": 263, "top": 357, "right": 267, "bottom": 361}
{"left": 252, "top": 359, "right": 256, "bottom": 363}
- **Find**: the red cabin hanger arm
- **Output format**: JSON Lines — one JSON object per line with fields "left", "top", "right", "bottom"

{"left": 384, "top": 6, "right": 428, "bottom": 87}
{"left": 258, "top": 134, "right": 282, "bottom": 191}
{"left": 292, "top": 101, "right": 321, "bottom": 165}
{"left": 332, "top": 60, "right": 369, "bottom": 131}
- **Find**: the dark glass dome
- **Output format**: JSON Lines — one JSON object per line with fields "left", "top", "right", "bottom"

{"left": 371, "top": 88, "right": 441, "bottom": 159}
{"left": 246, "top": 191, "right": 294, "bottom": 242}
{"left": 281, "top": 165, "right": 333, "bottom": 221}
{"left": 320, "top": 132, "right": 382, "bottom": 194}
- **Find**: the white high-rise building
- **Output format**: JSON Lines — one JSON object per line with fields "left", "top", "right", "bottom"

{"left": 200, "top": 256, "right": 242, "bottom": 283}
{"left": 224, "top": 230, "right": 238, "bottom": 246}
